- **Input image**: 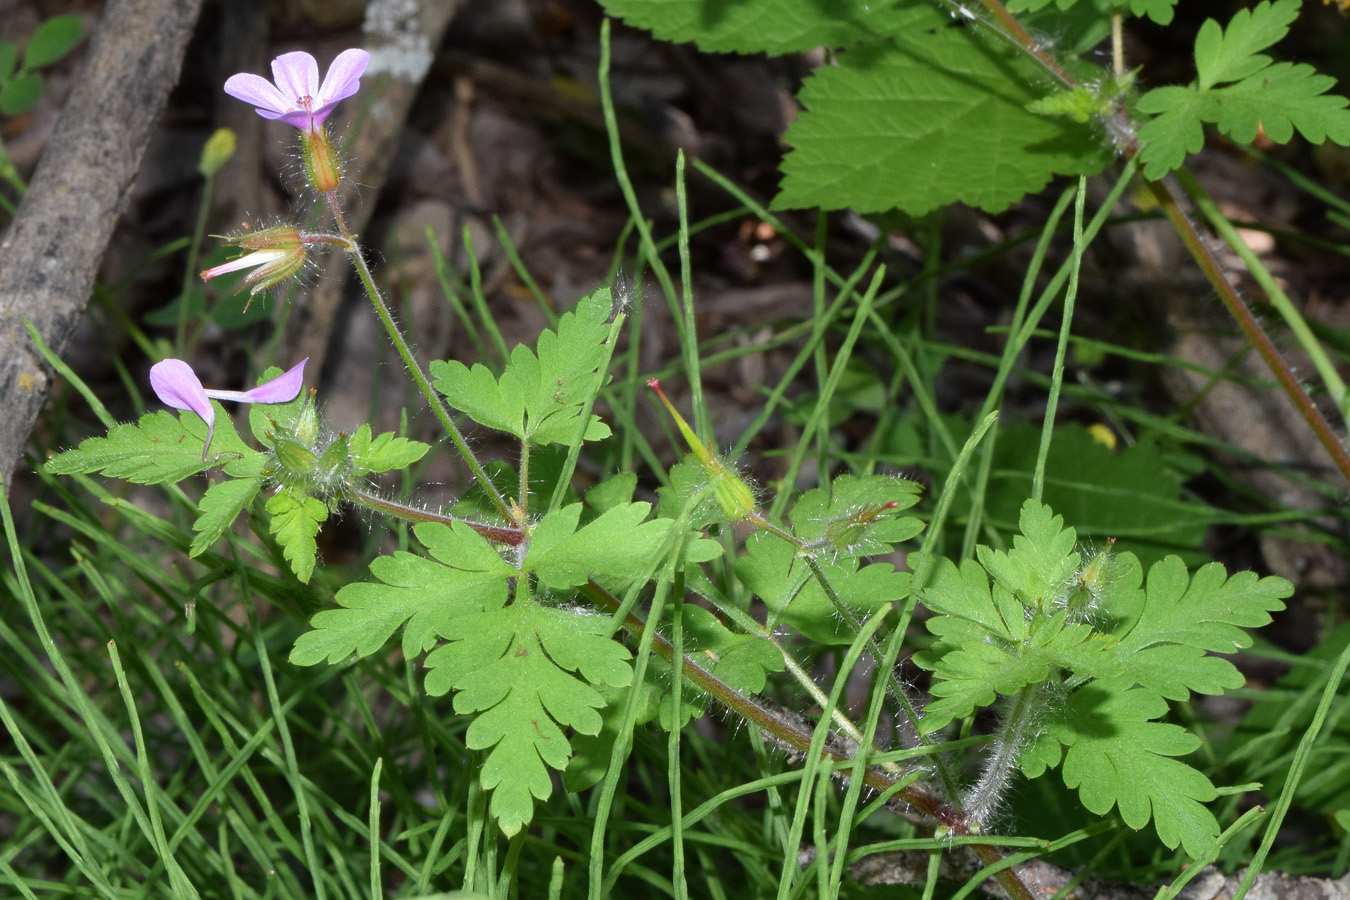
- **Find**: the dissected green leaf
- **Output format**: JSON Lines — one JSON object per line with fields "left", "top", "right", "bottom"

{"left": 1137, "top": 0, "right": 1350, "bottom": 178}
{"left": 525, "top": 502, "right": 673, "bottom": 589}
{"left": 735, "top": 532, "right": 910, "bottom": 644}
{"left": 348, "top": 424, "right": 430, "bottom": 475}
{"left": 1193, "top": 0, "right": 1296, "bottom": 91}
{"left": 431, "top": 287, "right": 613, "bottom": 446}
{"left": 1106, "top": 555, "right": 1290, "bottom": 699}
{"left": 44, "top": 407, "right": 255, "bottom": 484}
{"left": 265, "top": 486, "right": 327, "bottom": 583}
{"left": 975, "top": 499, "right": 1079, "bottom": 613}
{"left": 190, "top": 475, "right": 264, "bottom": 556}
{"left": 595, "top": 0, "right": 943, "bottom": 55}
{"left": 290, "top": 521, "right": 516, "bottom": 665}
{"left": 424, "top": 600, "right": 632, "bottom": 836}
{"left": 774, "top": 26, "right": 1109, "bottom": 215}
{"left": 1021, "top": 686, "right": 1219, "bottom": 857}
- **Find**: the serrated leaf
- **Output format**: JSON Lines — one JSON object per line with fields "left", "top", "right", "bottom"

{"left": 524, "top": 502, "right": 673, "bottom": 589}
{"left": 22, "top": 14, "right": 83, "bottom": 69}
{"left": 190, "top": 476, "right": 263, "bottom": 556}
{"left": 290, "top": 521, "right": 516, "bottom": 666}
{"left": 265, "top": 487, "right": 327, "bottom": 583}
{"left": 431, "top": 288, "right": 613, "bottom": 446}
{"left": 774, "top": 26, "right": 1109, "bottom": 215}
{"left": 595, "top": 0, "right": 944, "bottom": 55}
{"left": 424, "top": 601, "right": 632, "bottom": 836}
{"left": 735, "top": 532, "right": 909, "bottom": 644}
{"left": 347, "top": 424, "right": 430, "bottom": 475}
{"left": 44, "top": 407, "right": 255, "bottom": 484}
{"left": 1108, "top": 555, "right": 1290, "bottom": 699}
{"left": 1023, "top": 686, "right": 1219, "bottom": 857}
{"left": 1194, "top": 0, "right": 1296, "bottom": 91}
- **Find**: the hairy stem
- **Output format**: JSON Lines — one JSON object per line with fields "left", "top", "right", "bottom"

{"left": 578, "top": 579, "right": 1040, "bottom": 900}
{"left": 324, "top": 191, "right": 516, "bottom": 521}
{"left": 961, "top": 0, "right": 1350, "bottom": 485}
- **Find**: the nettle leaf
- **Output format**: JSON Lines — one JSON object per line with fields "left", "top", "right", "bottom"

{"left": 190, "top": 475, "right": 264, "bottom": 556}
{"left": 44, "top": 406, "right": 256, "bottom": 484}
{"left": 735, "top": 532, "right": 910, "bottom": 644}
{"left": 348, "top": 425, "right": 429, "bottom": 475}
{"left": 775, "top": 26, "right": 1109, "bottom": 215}
{"left": 424, "top": 601, "right": 633, "bottom": 836}
{"left": 431, "top": 288, "right": 613, "bottom": 446}
{"left": 976, "top": 499, "right": 1079, "bottom": 612}
{"left": 1021, "top": 686, "right": 1219, "bottom": 857}
{"left": 1107, "top": 555, "right": 1290, "bottom": 700}
{"left": 290, "top": 521, "right": 516, "bottom": 666}
{"left": 524, "top": 502, "right": 674, "bottom": 589}
{"left": 1006, "top": 0, "right": 1176, "bottom": 26}
{"left": 265, "top": 486, "right": 327, "bottom": 583}
{"left": 1136, "top": 0, "right": 1350, "bottom": 178}
{"left": 595, "top": 0, "right": 943, "bottom": 55}
{"left": 789, "top": 474, "right": 924, "bottom": 556}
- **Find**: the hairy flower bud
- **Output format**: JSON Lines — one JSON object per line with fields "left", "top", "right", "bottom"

{"left": 300, "top": 127, "right": 342, "bottom": 193}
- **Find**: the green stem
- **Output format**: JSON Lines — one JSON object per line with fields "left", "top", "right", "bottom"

{"left": 323, "top": 191, "right": 515, "bottom": 522}
{"left": 963, "top": 0, "right": 1350, "bottom": 485}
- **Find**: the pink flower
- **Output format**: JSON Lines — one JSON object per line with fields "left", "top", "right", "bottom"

{"left": 150, "top": 358, "right": 308, "bottom": 459}
{"left": 224, "top": 49, "right": 370, "bottom": 133}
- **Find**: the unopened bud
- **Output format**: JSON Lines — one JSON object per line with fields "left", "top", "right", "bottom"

{"left": 274, "top": 437, "right": 318, "bottom": 480}
{"left": 301, "top": 127, "right": 342, "bottom": 193}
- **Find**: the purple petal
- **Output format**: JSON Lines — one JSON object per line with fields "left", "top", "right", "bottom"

{"left": 205, "top": 358, "right": 307, "bottom": 405}
{"left": 271, "top": 51, "right": 319, "bottom": 104}
{"left": 317, "top": 49, "right": 370, "bottom": 106}
{"left": 149, "top": 359, "right": 217, "bottom": 458}
{"left": 223, "top": 73, "right": 292, "bottom": 118}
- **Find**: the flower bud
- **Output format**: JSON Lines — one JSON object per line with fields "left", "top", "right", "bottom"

{"left": 274, "top": 436, "right": 318, "bottom": 480}
{"left": 301, "top": 127, "right": 342, "bottom": 193}
{"left": 198, "top": 128, "right": 237, "bottom": 177}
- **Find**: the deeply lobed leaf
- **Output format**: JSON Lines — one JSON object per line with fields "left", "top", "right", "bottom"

{"left": 424, "top": 601, "right": 632, "bottom": 836}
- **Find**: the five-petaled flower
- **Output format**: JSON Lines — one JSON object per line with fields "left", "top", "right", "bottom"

{"left": 150, "top": 358, "right": 308, "bottom": 459}
{"left": 224, "top": 49, "right": 370, "bottom": 133}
